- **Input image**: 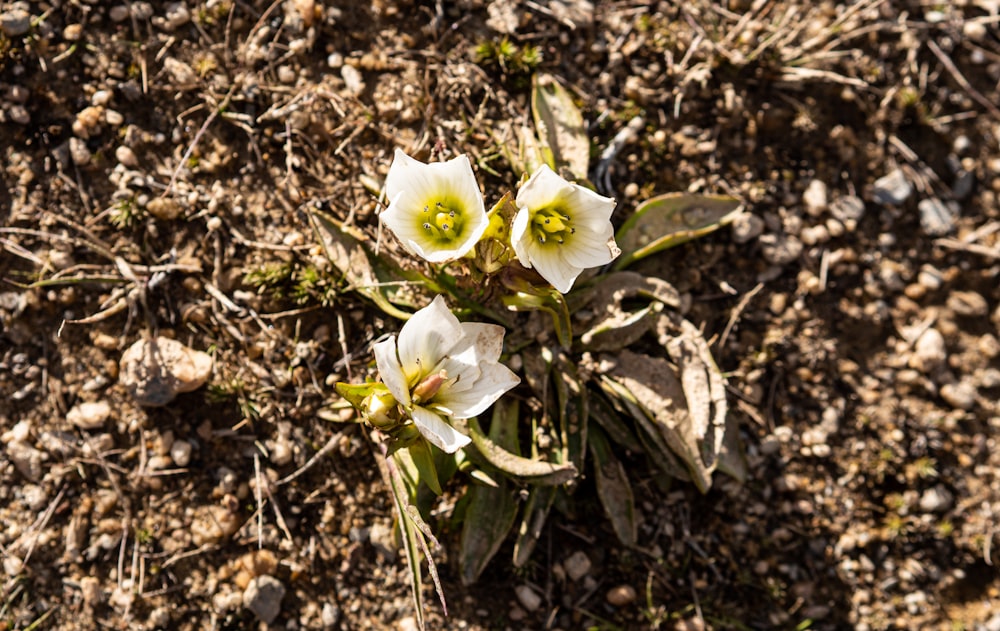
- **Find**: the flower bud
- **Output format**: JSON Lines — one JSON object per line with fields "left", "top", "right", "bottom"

{"left": 363, "top": 391, "right": 399, "bottom": 428}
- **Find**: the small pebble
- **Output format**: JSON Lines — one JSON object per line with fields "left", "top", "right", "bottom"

{"left": 760, "top": 234, "right": 803, "bottom": 265}
{"left": 910, "top": 328, "right": 946, "bottom": 373}
{"left": 243, "top": 575, "right": 286, "bottom": 624}
{"left": 341, "top": 64, "right": 365, "bottom": 96}
{"left": 277, "top": 65, "right": 297, "bottom": 84}
{"left": 802, "top": 179, "right": 828, "bottom": 216}
{"left": 606, "top": 584, "right": 637, "bottom": 607}
{"left": 0, "top": 8, "right": 31, "bottom": 37}
{"left": 563, "top": 550, "right": 591, "bottom": 582}
{"left": 940, "top": 381, "right": 977, "bottom": 411}
{"left": 67, "top": 401, "right": 112, "bottom": 430}
{"left": 918, "top": 485, "right": 953, "bottom": 513}
{"left": 514, "top": 585, "right": 542, "bottom": 612}
{"left": 119, "top": 336, "right": 213, "bottom": 406}
{"left": 69, "top": 137, "right": 91, "bottom": 165}
{"left": 918, "top": 198, "right": 957, "bottom": 236}
{"left": 170, "top": 439, "right": 192, "bottom": 467}
{"left": 116, "top": 146, "right": 139, "bottom": 167}
{"left": 872, "top": 169, "right": 912, "bottom": 205}
{"left": 947, "top": 290, "right": 988, "bottom": 317}
{"left": 731, "top": 213, "right": 764, "bottom": 244}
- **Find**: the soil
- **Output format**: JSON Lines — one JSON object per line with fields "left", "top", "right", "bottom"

{"left": 2, "top": 1, "right": 1000, "bottom": 630}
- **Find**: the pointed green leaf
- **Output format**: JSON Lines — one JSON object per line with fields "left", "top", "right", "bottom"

{"left": 532, "top": 73, "right": 590, "bottom": 181}
{"left": 512, "top": 485, "right": 557, "bottom": 568}
{"left": 465, "top": 417, "right": 578, "bottom": 486}
{"left": 459, "top": 399, "right": 521, "bottom": 585}
{"left": 408, "top": 439, "right": 443, "bottom": 495}
{"left": 614, "top": 194, "right": 744, "bottom": 269}
{"left": 589, "top": 425, "right": 637, "bottom": 546}
{"left": 554, "top": 353, "right": 588, "bottom": 472}
{"left": 307, "top": 206, "right": 415, "bottom": 320}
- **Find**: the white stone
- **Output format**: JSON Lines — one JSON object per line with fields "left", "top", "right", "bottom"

{"left": 170, "top": 439, "right": 192, "bottom": 467}
{"left": 67, "top": 400, "right": 111, "bottom": 430}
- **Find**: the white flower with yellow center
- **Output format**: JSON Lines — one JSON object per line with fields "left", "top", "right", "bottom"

{"left": 373, "top": 295, "right": 520, "bottom": 453}
{"left": 381, "top": 149, "right": 489, "bottom": 263}
{"left": 511, "top": 165, "right": 620, "bottom": 293}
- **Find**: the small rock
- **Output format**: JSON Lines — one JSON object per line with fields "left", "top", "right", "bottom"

{"left": 940, "top": 381, "right": 977, "bottom": 411}
{"left": 953, "top": 169, "right": 975, "bottom": 200}
{"left": 910, "top": 328, "right": 946, "bottom": 373}
{"left": 802, "top": 179, "right": 828, "bottom": 216}
{"left": 277, "top": 65, "right": 297, "bottom": 84}
{"left": 62, "top": 23, "right": 83, "bottom": 41}
{"left": 947, "top": 290, "right": 988, "bottom": 317}
{"left": 110, "top": 5, "right": 129, "bottom": 21}
{"left": 67, "top": 400, "right": 112, "bottom": 430}
{"left": 115, "top": 146, "right": 139, "bottom": 167}
{"left": 606, "top": 584, "right": 637, "bottom": 607}
{"left": 22, "top": 484, "right": 48, "bottom": 511}
{"left": 564, "top": 550, "right": 591, "bottom": 582}
{"left": 191, "top": 505, "right": 240, "bottom": 545}
{"left": 170, "top": 439, "right": 192, "bottom": 467}
{"left": 164, "top": 2, "right": 190, "bottom": 29}
{"left": 8, "top": 441, "right": 44, "bottom": 481}
{"left": 321, "top": 602, "right": 340, "bottom": 628}
{"left": 146, "top": 197, "right": 183, "bottom": 221}
{"left": 396, "top": 617, "right": 419, "bottom": 631}
{"left": 341, "top": 64, "right": 365, "bottom": 96}
{"left": 872, "top": 169, "right": 912, "bottom": 205}
{"left": 243, "top": 575, "right": 286, "bottom": 624}
{"left": 829, "top": 195, "right": 865, "bottom": 222}
{"left": 515, "top": 584, "right": 542, "bottom": 612}
{"left": 918, "top": 197, "right": 957, "bottom": 236}
{"left": 119, "top": 336, "right": 213, "bottom": 406}
{"left": 68, "top": 137, "right": 91, "bottom": 165}
{"left": 760, "top": 234, "right": 803, "bottom": 265}
{"left": 731, "top": 213, "right": 764, "bottom": 244}
{"left": 80, "top": 576, "right": 103, "bottom": 607}
{"left": 918, "top": 485, "right": 953, "bottom": 513}
{"left": 369, "top": 521, "right": 397, "bottom": 561}
{"left": 7, "top": 105, "right": 29, "bottom": 125}
{"left": 0, "top": 8, "right": 31, "bottom": 37}
{"left": 4, "top": 555, "right": 23, "bottom": 577}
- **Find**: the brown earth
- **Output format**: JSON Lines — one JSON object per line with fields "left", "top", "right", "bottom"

{"left": 2, "top": 1, "right": 1000, "bottom": 629}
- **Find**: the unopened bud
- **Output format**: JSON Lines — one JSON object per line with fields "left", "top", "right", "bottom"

{"left": 363, "top": 391, "right": 398, "bottom": 428}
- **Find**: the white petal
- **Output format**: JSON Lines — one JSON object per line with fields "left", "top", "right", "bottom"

{"left": 510, "top": 207, "right": 534, "bottom": 269}
{"left": 457, "top": 322, "right": 506, "bottom": 363}
{"left": 531, "top": 247, "right": 583, "bottom": 293}
{"left": 396, "top": 295, "right": 463, "bottom": 380}
{"left": 411, "top": 405, "right": 471, "bottom": 453}
{"left": 515, "top": 164, "right": 571, "bottom": 210}
{"left": 381, "top": 150, "right": 489, "bottom": 263}
{"left": 562, "top": 226, "right": 618, "bottom": 269}
{"left": 438, "top": 362, "right": 520, "bottom": 419}
{"left": 373, "top": 337, "right": 411, "bottom": 407}
{"left": 565, "top": 185, "right": 616, "bottom": 223}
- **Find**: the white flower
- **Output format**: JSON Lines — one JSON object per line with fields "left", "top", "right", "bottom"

{"left": 511, "top": 165, "right": 620, "bottom": 293}
{"left": 372, "top": 295, "right": 520, "bottom": 453}
{"left": 381, "top": 149, "right": 489, "bottom": 263}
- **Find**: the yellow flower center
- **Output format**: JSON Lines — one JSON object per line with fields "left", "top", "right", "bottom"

{"left": 530, "top": 206, "right": 575, "bottom": 246}
{"left": 420, "top": 200, "right": 466, "bottom": 244}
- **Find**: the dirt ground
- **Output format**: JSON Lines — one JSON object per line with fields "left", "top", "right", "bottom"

{"left": 2, "top": 0, "right": 1000, "bottom": 629}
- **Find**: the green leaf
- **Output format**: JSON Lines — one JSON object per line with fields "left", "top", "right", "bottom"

{"left": 408, "top": 439, "right": 443, "bottom": 495}
{"left": 588, "top": 391, "right": 642, "bottom": 454}
{"left": 512, "top": 485, "right": 557, "bottom": 568}
{"left": 589, "top": 425, "right": 637, "bottom": 546}
{"left": 464, "top": 417, "right": 578, "bottom": 486}
{"left": 554, "top": 353, "right": 588, "bottom": 472}
{"left": 335, "top": 381, "right": 378, "bottom": 410}
{"left": 307, "top": 206, "right": 416, "bottom": 320}
{"left": 501, "top": 286, "right": 572, "bottom": 348}
{"left": 459, "top": 400, "right": 521, "bottom": 585}
{"left": 532, "top": 73, "right": 590, "bottom": 181}
{"left": 614, "top": 194, "right": 744, "bottom": 269}
{"left": 598, "top": 342, "right": 725, "bottom": 493}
